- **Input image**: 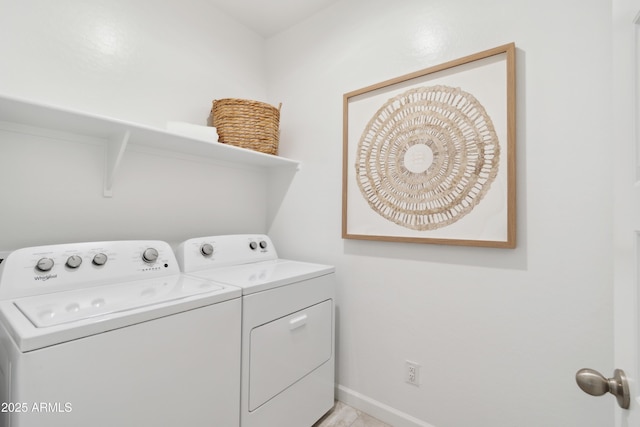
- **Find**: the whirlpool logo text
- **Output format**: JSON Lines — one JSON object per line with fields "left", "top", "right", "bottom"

{"left": 34, "top": 274, "right": 57, "bottom": 281}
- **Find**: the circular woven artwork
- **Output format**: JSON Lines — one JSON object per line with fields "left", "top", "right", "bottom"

{"left": 355, "top": 85, "right": 500, "bottom": 231}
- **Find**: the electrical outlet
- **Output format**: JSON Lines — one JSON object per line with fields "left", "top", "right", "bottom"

{"left": 405, "top": 360, "right": 420, "bottom": 386}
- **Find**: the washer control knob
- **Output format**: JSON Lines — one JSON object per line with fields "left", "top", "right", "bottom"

{"left": 36, "top": 257, "right": 54, "bottom": 272}
{"left": 200, "top": 243, "right": 214, "bottom": 257}
{"left": 66, "top": 255, "right": 83, "bottom": 269}
{"left": 259, "top": 240, "right": 268, "bottom": 249}
{"left": 249, "top": 241, "right": 258, "bottom": 250}
{"left": 92, "top": 253, "right": 108, "bottom": 266}
{"left": 142, "top": 248, "right": 159, "bottom": 264}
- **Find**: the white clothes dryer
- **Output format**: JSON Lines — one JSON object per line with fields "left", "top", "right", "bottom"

{"left": 177, "top": 234, "right": 335, "bottom": 427}
{"left": 0, "top": 240, "right": 241, "bottom": 427}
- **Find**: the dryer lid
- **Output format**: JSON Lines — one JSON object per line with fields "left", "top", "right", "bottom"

{"left": 188, "top": 259, "right": 334, "bottom": 295}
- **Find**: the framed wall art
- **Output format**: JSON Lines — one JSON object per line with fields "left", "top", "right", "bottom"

{"left": 342, "top": 43, "right": 516, "bottom": 248}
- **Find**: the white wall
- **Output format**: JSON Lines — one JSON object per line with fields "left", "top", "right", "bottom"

{"left": 0, "top": 0, "right": 272, "bottom": 249}
{"left": 266, "top": 0, "right": 613, "bottom": 426}
{"left": 0, "top": 0, "right": 267, "bottom": 127}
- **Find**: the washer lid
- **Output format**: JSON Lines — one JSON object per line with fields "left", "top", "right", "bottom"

{"left": 187, "top": 259, "right": 334, "bottom": 295}
{"left": 15, "top": 275, "right": 226, "bottom": 328}
{"left": 0, "top": 274, "right": 241, "bottom": 352}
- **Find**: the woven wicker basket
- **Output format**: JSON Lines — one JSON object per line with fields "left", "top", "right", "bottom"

{"left": 210, "top": 99, "right": 281, "bottom": 155}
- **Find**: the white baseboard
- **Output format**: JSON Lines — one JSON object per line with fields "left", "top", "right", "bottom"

{"left": 335, "top": 384, "right": 436, "bottom": 427}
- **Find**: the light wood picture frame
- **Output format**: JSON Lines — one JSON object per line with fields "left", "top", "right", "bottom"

{"left": 342, "top": 43, "right": 516, "bottom": 248}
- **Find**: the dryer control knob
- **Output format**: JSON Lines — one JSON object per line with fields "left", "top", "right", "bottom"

{"left": 36, "top": 257, "right": 54, "bottom": 272}
{"left": 66, "top": 255, "right": 83, "bottom": 269}
{"left": 92, "top": 253, "right": 108, "bottom": 266}
{"left": 259, "top": 240, "right": 268, "bottom": 249}
{"left": 200, "top": 243, "right": 214, "bottom": 257}
{"left": 142, "top": 248, "right": 159, "bottom": 264}
{"left": 249, "top": 241, "right": 258, "bottom": 250}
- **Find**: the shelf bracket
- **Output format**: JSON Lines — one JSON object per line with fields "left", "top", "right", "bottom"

{"left": 103, "top": 130, "right": 130, "bottom": 197}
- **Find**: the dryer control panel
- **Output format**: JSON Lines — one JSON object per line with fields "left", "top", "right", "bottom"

{"left": 0, "top": 241, "right": 178, "bottom": 300}
{"left": 177, "top": 234, "right": 278, "bottom": 272}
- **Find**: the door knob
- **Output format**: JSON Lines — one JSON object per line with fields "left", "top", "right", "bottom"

{"left": 575, "top": 368, "right": 630, "bottom": 409}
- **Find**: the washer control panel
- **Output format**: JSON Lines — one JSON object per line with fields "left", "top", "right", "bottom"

{"left": 0, "top": 240, "right": 179, "bottom": 300}
{"left": 176, "top": 234, "right": 278, "bottom": 272}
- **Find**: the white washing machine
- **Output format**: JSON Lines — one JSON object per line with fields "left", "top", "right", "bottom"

{"left": 0, "top": 240, "right": 241, "bottom": 427}
{"left": 177, "top": 234, "right": 335, "bottom": 427}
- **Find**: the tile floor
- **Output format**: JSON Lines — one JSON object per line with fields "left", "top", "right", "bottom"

{"left": 313, "top": 401, "right": 392, "bottom": 427}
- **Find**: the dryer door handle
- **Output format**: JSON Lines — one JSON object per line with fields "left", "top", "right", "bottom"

{"left": 289, "top": 314, "right": 308, "bottom": 330}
